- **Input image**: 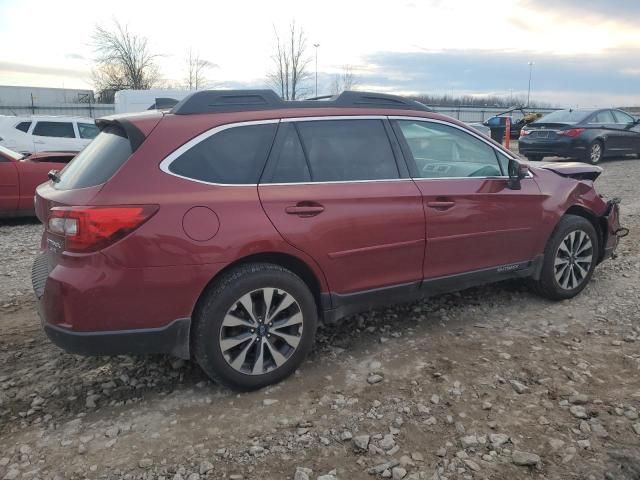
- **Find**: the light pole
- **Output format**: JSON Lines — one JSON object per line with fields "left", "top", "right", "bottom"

{"left": 527, "top": 61, "right": 535, "bottom": 107}
{"left": 313, "top": 43, "right": 320, "bottom": 97}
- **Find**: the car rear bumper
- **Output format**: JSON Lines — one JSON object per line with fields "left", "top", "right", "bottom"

{"left": 32, "top": 252, "right": 225, "bottom": 359}
{"left": 42, "top": 316, "right": 191, "bottom": 358}
{"left": 519, "top": 136, "right": 586, "bottom": 158}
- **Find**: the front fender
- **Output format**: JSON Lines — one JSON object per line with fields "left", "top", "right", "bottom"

{"left": 531, "top": 167, "right": 609, "bottom": 255}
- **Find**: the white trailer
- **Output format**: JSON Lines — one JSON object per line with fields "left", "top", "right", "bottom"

{"left": 114, "top": 89, "right": 193, "bottom": 114}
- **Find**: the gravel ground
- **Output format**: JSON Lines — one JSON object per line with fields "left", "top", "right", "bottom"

{"left": 1, "top": 156, "right": 639, "bottom": 480}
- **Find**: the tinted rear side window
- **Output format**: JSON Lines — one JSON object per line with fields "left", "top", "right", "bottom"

{"left": 15, "top": 121, "right": 31, "bottom": 133}
{"left": 295, "top": 120, "right": 399, "bottom": 182}
{"left": 55, "top": 125, "right": 132, "bottom": 190}
{"left": 33, "top": 121, "right": 75, "bottom": 138}
{"left": 169, "top": 123, "right": 277, "bottom": 184}
{"left": 266, "top": 123, "right": 311, "bottom": 183}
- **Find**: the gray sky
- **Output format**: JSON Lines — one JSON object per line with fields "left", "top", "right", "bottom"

{"left": 1, "top": 0, "right": 639, "bottom": 106}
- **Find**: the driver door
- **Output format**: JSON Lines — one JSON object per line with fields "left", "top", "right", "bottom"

{"left": 391, "top": 118, "right": 545, "bottom": 279}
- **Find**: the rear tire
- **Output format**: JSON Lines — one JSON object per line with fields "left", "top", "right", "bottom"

{"left": 526, "top": 155, "right": 543, "bottom": 162}
{"left": 531, "top": 215, "right": 598, "bottom": 300}
{"left": 585, "top": 140, "right": 603, "bottom": 164}
{"left": 193, "top": 263, "right": 317, "bottom": 391}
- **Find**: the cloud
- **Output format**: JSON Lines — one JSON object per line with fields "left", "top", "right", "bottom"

{"left": 518, "top": 0, "right": 640, "bottom": 25}
{"left": 65, "top": 53, "right": 85, "bottom": 60}
{"left": 0, "top": 61, "right": 88, "bottom": 78}
{"left": 352, "top": 48, "right": 640, "bottom": 105}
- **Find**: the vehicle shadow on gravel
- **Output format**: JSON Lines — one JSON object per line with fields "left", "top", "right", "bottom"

{"left": 0, "top": 278, "right": 534, "bottom": 434}
{"left": 0, "top": 217, "right": 41, "bottom": 227}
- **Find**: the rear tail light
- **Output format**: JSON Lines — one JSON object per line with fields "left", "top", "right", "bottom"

{"left": 559, "top": 128, "right": 585, "bottom": 137}
{"left": 47, "top": 205, "right": 158, "bottom": 253}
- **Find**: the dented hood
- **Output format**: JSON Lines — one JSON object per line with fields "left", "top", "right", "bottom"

{"left": 529, "top": 161, "right": 603, "bottom": 181}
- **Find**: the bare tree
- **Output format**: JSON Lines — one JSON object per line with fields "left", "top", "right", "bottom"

{"left": 185, "top": 48, "right": 214, "bottom": 90}
{"left": 330, "top": 65, "right": 358, "bottom": 95}
{"left": 92, "top": 21, "right": 160, "bottom": 101}
{"left": 268, "top": 21, "right": 311, "bottom": 100}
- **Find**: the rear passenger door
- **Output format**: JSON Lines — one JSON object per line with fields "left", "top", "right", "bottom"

{"left": 587, "top": 110, "right": 625, "bottom": 154}
{"left": 258, "top": 118, "right": 425, "bottom": 299}
{"left": 31, "top": 121, "right": 79, "bottom": 152}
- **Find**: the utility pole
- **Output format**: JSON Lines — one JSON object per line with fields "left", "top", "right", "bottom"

{"left": 527, "top": 61, "right": 535, "bottom": 107}
{"left": 313, "top": 43, "right": 320, "bottom": 97}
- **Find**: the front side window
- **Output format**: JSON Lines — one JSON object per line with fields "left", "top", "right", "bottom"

{"left": 396, "top": 120, "right": 503, "bottom": 178}
{"left": 15, "top": 121, "right": 31, "bottom": 133}
{"left": 294, "top": 119, "right": 399, "bottom": 182}
{"left": 78, "top": 122, "right": 99, "bottom": 139}
{"left": 33, "top": 121, "right": 76, "bottom": 138}
{"left": 169, "top": 123, "right": 277, "bottom": 184}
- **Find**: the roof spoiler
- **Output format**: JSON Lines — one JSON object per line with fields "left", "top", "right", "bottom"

{"left": 95, "top": 117, "right": 147, "bottom": 152}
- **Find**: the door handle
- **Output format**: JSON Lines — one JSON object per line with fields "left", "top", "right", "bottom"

{"left": 34, "top": 140, "right": 45, "bottom": 144}
{"left": 427, "top": 200, "right": 455, "bottom": 210}
{"left": 285, "top": 203, "right": 325, "bottom": 216}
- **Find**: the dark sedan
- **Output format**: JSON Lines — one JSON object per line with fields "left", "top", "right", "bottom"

{"left": 519, "top": 108, "right": 640, "bottom": 164}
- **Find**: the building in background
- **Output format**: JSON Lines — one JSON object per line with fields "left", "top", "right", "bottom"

{"left": 0, "top": 86, "right": 95, "bottom": 107}
{"left": 0, "top": 86, "right": 114, "bottom": 118}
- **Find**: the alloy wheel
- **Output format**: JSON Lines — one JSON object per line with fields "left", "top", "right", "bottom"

{"left": 590, "top": 143, "right": 602, "bottom": 164}
{"left": 554, "top": 230, "right": 593, "bottom": 290}
{"left": 219, "top": 288, "right": 303, "bottom": 375}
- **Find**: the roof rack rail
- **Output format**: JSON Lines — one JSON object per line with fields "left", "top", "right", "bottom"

{"left": 170, "top": 90, "right": 432, "bottom": 115}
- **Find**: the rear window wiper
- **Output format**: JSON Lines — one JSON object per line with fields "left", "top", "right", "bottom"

{"left": 48, "top": 169, "right": 61, "bottom": 183}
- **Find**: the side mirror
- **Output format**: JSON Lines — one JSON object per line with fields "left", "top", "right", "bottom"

{"left": 47, "top": 169, "right": 60, "bottom": 183}
{"left": 507, "top": 159, "right": 527, "bottom": 190}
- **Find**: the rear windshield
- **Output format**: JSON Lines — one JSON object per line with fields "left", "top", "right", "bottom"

{"left": 536, "top": 110, "right": 593, "bottom": 124}
{"left": 55, "top": 125, "right": 132, "bottom": 190}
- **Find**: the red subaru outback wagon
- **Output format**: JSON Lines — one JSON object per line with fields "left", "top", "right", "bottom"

{"left": 32, "top": 90, "right": 623, "bottom": 390}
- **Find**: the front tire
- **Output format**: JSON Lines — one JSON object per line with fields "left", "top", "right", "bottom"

{"left": 193, "top": 263, "right": 317, "bottom": 391}
{"left": 531, "top": 215, "right": 598, "bottom": 300}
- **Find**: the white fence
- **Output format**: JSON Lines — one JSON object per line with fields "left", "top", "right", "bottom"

{"left": 0, "top": 103, "right": 559, "bottom": 122}
{"left": 0, "top": 104, "right": 115, "bottom": 118}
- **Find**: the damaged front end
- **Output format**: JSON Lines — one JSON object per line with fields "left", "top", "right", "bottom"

{"left": 537, "top": 161, "right": 603, "bottom": 181}
{"left": 602, "top": 197, "right": 628, "bottom": 260}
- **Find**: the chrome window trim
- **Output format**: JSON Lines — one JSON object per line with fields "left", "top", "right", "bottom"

{"left": 158, "top": 115, "right": 529, "bottom": 187}
{"left": 260, "top": 178, "right": 414, "bottom": 186}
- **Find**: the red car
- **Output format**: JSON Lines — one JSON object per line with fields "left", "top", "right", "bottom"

{"left": 32, "top": 90, "right": 624, "bottom": 390}
{"left": 0, "top": 145, "right": 74, "bottom": 218}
